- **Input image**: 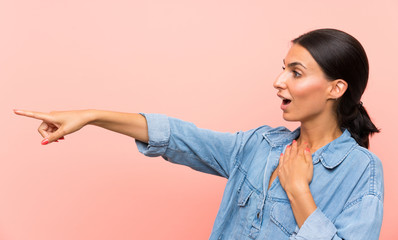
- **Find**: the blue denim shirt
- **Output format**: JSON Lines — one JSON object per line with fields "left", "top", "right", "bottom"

{"left": 136, "top": 113, "right": 384, "bottom": 240}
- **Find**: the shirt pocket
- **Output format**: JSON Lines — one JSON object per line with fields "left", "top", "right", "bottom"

{"left": 235, "top": 179, "right": 259, "bottom": 237}
{"left": 270, "top": 201, "right": 298, "bottom": 237}
{"left": 237, "top": 181, "right": 254, "bottom": 207}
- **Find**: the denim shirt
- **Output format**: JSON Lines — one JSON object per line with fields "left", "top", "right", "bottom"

{"left": 135, "top": 113, "right": 384, "bottom": 240}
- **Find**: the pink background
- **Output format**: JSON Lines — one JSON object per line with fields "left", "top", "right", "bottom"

{"left": 1, "top": 0, "right": 397, "bottom": 239}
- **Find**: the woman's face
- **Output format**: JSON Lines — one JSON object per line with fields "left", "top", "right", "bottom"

{"left": 273, "top": 44, "right": 335, "bottom": 123}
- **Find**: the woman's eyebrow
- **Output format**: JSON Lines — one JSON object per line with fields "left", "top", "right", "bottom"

{"left": 283, "top": 59, "right": 307, "bottom": 69}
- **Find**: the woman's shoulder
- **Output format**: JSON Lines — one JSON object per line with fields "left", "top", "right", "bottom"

{"left": 243, "top": 124, "right": 290, "bottom": 136}
{"left": 235, "top": 125, "right": 297, "bottom": 157}
{"left": 240, "top": 124, "right": 293, "bottom": 142}
{"left": 349, "top": 144, "right": 383, "bottom": 171}
{"left": 346, "top": 144, "right": 384, "bottom": 198}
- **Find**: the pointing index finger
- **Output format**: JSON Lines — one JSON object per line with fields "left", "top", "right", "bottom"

{"left": 14, "top": 109, "right": 52, "bottom": 122}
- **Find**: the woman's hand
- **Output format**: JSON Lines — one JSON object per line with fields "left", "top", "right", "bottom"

{"left": 14, "top": 109, "right": 149, "bottom": 144}
{"left": 14, "top": 109, "right": 93, "bottom": 145}
{"left": 278, "top": 140, "right": 316, "bottom": 227}
{"left": 278, "top": 140, "right": 313, "bottom": 198}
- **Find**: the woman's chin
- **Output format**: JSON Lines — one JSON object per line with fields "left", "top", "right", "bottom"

{"left": 282, "top": 113, "right": 298, "bottom": 122}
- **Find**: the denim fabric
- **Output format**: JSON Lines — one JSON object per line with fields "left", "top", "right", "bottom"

{"left": 135, "top": 113, "right": 384, "bottom": 240}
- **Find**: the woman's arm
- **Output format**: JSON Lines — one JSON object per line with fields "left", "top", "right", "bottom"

{"left": 15, "top": 109, "right": 246, "bottom": 178}
{"left": 135, "top": 113, "right": 246, "bottom": 178}
{"left": 89, "top": 110, "right": 148, "bottom": 142}
{"left": 13, "top": 109, "right": 149, "bottom": 144}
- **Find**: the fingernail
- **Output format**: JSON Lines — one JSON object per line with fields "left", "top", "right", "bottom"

{"left": 41, "top": 139, "right": 49, "bottom": 145}
{"left": 59, "top": 137, "right": 65, "bottom": 140}
{"left": 55, "top": 140, "right": 59, "bottom": 142}
{"left": 287, "top": 145, "right": 291, "bottom": 149}
{"left": 293, "top": 140, "right": 296, "bottom": 144}
{"left": 280, "top": 153, "right": 283, "bottom": 157}
{"left": 305, "top": 147, "right": 310, "bottom": 152}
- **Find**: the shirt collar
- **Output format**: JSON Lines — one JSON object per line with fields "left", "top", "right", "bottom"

{"left": 262, "top": 127, "right": 358, "bottom": 169}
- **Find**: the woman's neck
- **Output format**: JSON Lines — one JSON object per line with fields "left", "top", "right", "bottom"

{"left": 297, "top": 118, "right": 342, "bottom": 153}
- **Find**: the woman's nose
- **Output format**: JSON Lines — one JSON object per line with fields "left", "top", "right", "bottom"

{"left": 273, "top": 72, "right": 287, "bottom": 89}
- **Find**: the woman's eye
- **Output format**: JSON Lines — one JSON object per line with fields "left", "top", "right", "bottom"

{"left": 282, "top": 66, "right": 301, "bottom": 77}
{"left": 293, "top": 71, "right": 301, "bottom": 78}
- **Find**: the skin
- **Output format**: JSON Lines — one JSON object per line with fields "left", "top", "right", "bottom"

{"left": 13, "top": 110, "right": 149, "bottom": 144}
{"left": 13, "top": 43, "right": 348, "bottom": 230}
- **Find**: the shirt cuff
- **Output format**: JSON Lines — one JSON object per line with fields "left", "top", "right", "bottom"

{"left": 135, "top": 113, "right": 170, "bottom": 157}
{"left": 295, "top": 208, "right": 337, "bottom": 239}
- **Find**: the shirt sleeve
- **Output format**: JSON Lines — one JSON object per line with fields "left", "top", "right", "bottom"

{"left": 135, "top": 113, "right": 245, "bottom": 178}
{"left": 290, "top": 194, "right": 383, "bottom": 240}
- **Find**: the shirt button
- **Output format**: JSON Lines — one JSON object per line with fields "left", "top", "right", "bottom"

{"left": 257, "top": 212, "right": 260, "bottom": 218}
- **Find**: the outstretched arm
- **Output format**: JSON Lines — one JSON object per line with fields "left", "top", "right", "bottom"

{"left": 13, "top": 109, "right": 149, "bottom": 144}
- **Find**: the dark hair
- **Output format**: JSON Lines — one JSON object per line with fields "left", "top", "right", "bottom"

{"left": 292, "top": 28, "right": 379, "bottom": 149}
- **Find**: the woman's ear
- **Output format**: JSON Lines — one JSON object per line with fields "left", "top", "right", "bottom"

{"left": 328, "top": 79, "right": 348, "bottom": 100}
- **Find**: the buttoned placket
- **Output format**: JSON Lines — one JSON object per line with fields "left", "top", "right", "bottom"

{"left": 249, "top": 144, "right": 286, "bottom": 239}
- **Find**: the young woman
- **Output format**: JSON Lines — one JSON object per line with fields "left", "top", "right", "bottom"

{"left": 14, "top": 28, "right": 383, "bottom": 239}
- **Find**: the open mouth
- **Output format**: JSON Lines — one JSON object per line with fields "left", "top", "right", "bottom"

{"left": 277, "top": 93, "right": 292, "bottom": 110}
{"left": 282, "top": 99, "right": 291, "bottom": 105}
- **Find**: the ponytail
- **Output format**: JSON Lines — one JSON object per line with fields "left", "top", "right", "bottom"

{"left": 337, "top": 101, "right": 379, "bottom": 149}
{"left": 292, "top": 28, "right": 380, "bottom": 149}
